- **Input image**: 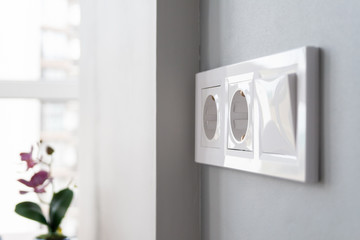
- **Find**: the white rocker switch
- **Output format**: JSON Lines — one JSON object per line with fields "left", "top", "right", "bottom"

{"left": 256, "top": 73, "right": 297, "bottom": 156}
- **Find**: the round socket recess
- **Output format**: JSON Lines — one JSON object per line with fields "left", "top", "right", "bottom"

{"left": 230, "top": 90, "right": 248, "bottom": 142}
{"left": 203, "top": 95, "right": 218, "bottom": 140}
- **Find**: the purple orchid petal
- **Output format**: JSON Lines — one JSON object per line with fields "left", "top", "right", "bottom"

{"left": 34, "top": 187, "right": 46, "bottom": 193}
{"left": 18, "top": 171, "right": 50, "bottom": 188}
{"left": 30, "top": 171, "right": 49, "bottom": 186}
{"left": 34, "top": 180, "right": 51, "bottom": 193}
{"left": 19, "top": 146, "right": 37, "bottom": 170}
{"left": 19, "top": 191, "right": 29, "bottom": 194}
{"left": 26, "top": 160, "right": 37, "bottom": 170}
{"left": 18, "top": 179, "right": 33, "bottom": 187}
{"left": 20, "top": 146, "right": 33, "bottom": 161}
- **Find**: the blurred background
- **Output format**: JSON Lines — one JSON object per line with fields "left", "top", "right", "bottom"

{"left": 0, "top": 0, "right": 80, "bottom": 238}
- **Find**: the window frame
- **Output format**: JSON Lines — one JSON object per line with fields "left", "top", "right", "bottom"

{"left": 0, "top": 80, "right": 78, "bottom": 100}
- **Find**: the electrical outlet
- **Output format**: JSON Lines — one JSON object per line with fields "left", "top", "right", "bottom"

{"left": 227, "top": 73, "right": 253, "bottom": 152}
{"left": 201, "top": 86, "right": 222, "bottom": 148}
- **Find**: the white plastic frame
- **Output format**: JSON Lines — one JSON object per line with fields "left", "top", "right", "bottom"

{"left": 195, "top": 47, "right": 319, "bottom": 182}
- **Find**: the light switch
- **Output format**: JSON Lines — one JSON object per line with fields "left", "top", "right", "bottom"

{"left": 256, "top": 73, "right": 297, "bottom": 156}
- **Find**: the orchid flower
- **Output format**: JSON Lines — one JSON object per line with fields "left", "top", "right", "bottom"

{"left": 20, "top": 146, "right": 37, "bottom": 170}
{"left": 15, "top": 143, "right": 74, "bottom": 239}
{"left": 18, "top": 170, "right": 51, "bottom": 194}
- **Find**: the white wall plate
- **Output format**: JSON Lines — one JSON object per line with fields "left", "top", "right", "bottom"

{"left": 195, "top": 47, "right": 319, "bottom": 182}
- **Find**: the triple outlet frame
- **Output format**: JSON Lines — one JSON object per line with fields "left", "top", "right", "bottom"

{"left": 195, "top": 47, "right": 319, "bottom": 182}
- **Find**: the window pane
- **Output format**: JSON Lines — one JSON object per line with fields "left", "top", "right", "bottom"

{"left": 0, "top": 0, "right": 80, "bottom": 81}
{"left": 41, "top": 101, "right": 78, "bottom": 171}
{"left": 40, "top": 0, "right": 81, "bottom": 81}
{"left": 0, "top": 0, "right": 41, "bottom": 80}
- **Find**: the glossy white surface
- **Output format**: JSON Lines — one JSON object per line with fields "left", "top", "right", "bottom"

{"left": 195, "top": 47, "right": 319, "bottom": 182}
{"left": 256, "top": 73, "right": 297, "bottom": 155}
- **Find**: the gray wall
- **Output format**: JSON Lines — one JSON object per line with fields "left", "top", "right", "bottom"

{"left": 200, "top": 1, "right": 360, "bottom": 239}
{"left": 156, "top": 0, "right": 200, "bottom": 240}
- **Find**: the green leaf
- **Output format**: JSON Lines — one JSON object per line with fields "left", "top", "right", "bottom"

{"left": 49, "top": 188, "right": 73, "bottom": 232}
{"left": 15, "top": 201, "right": 48, "bottom": 226}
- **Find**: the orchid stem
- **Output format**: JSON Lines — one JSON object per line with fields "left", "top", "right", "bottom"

{"left": 49, "top": 155, "right": 55, "bottom": 195}
{"left": 67, "top": 178, "right": 74, "bottom": 188}
{"left": 36, "top": 193, "right": 49, "bottom": 205}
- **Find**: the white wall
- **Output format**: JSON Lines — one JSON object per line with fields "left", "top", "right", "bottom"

{"left": 201, "top": 0, "right": 360, "bottom": 239}
{"left": 80, "top": 0, "right": 156, "bottom": 239}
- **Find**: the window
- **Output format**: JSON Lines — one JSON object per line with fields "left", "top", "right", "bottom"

{"left": 0, "top": 0, "right": 80, "bottom": 239}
